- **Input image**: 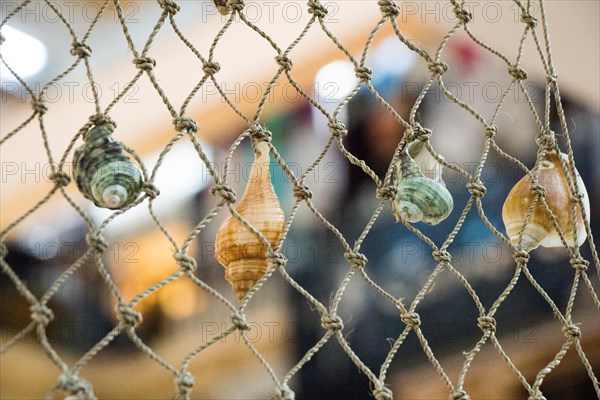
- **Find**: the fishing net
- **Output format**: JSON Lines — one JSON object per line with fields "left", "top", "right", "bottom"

{"left": 1, "top": 0, "right": 598, "bottom": 399}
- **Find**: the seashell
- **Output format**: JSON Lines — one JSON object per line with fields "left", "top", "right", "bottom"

{"left": 502, "top": 151, "right": 590, "bottom": 251}
{"left": 392, "top": 149, "right": 453, "bottom": 225}
{"left": 215, "top": 141, "right": 285, "bottom": 301}
{"left": 73, "top": 124, "right": 142, "bottom": 210}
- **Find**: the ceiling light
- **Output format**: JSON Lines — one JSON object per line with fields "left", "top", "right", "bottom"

{"left": 0, "top": 25, "right": 48, "bottom": 80}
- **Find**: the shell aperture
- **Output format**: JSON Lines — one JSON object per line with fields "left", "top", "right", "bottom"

{"left": 502, "top": 151, "right": 590, "bottom": 251}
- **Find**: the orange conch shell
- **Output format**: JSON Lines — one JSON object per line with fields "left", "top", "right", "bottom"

{"left": 502, "top": 151, "right": 590, "bottom": 251}
{"left": 215, "top": 141, "right": 285, "bottom": 301}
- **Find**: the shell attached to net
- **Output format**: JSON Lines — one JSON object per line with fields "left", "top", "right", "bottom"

{"left": 73, "top": 124, "right": 142, "bottom": 210}
{"left": 392, "top": 145, "right": 453, "bottom": 225}
{"left": 215, "top": 142, "right": 285, "bottom": 301}
{"left": 502, "top": 151, "right": 590, "bottom": 251}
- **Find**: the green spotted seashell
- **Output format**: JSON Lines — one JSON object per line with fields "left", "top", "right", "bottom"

{"left": 393, "top": 149, "right": 453, "bottom": 225}
{"left": 73, "top": 124, "right": 142, "bottom": 210}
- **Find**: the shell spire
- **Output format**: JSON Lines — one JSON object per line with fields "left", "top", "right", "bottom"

{"left": 408, "top": 141, "right": 443, "bottom": 183}
{"left": 502, "top": 151, "right": 590, "bottom": 251}
{"left": 214, "top": 141, "right": 285, "bottom": 301}
{"left": 73, "top": 124, "right": 142, "bottom": 210}
{"left": 392, "top": 148, "right": 453, "bottom": 225}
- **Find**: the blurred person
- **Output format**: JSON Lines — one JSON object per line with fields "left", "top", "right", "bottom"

{"left": 289, "top": 37, "right": 599, "bottom": 399}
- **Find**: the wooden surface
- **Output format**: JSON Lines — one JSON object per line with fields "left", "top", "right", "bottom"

{"left": 0, "top": 306, "right": 294, "bottom": 399}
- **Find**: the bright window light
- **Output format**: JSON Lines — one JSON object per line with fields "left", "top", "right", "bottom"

{"left": 315, "top": 60, "right": 358, "bottom": 104}
{"left": 0, "top": 25, "right": 48, "bottom": 80}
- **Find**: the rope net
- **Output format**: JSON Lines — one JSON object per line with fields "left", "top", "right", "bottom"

{"left": 1, "top": 0, "right": 599, "bottom": 399}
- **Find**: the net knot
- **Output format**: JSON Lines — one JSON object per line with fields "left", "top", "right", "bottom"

{"left": 307, "top": 0, "right": 328, "bottom": 18}
{"left": 158, "top": 0, "right": 180, "bottom": 15}
{"left": 143, "top": 183, "right": 160, "bottom": 199}
{"left": 274, "top": 385, "right": 295, "bottom": 400}
{"left": 401, "top": 312, "right": 421, "bottom": 328}
{"left": 210, "top": 184, "right": 237, "bottom": 204}
{"left": 133, "top": 57, "right": 156, "bottom": 72}
{"left": 467, "top": 180, "right": 486, "bottom": 198}
{"left": 230, "top": 0, "right": 245, "bottom": 12}
{"left": 527, "top": 391, "right": 547, "bottom": 400}
{"left": 89, "top": 114, "right": 116, "bottom": 129}
{"left": 275, "top": 55, "right": 293, "bottom": 71}
{"left": 373, "top": 385, "right": 393, "bottom": 400}
{"left": 269, "top": 252, "right": 288, "bottom": 269}
{"left": 521, "top": 14, "right": 537, "bottom": 29}
{"left": 508, "top": 66, "right": 528, "bottom": 80}
{"left": 453, "top": 5, "right": 472, "bottom": 23}
{"left": 376, "top": 186, "right": 398, "bottom": 202}
{"left": 202, "top": 60, "right": 221, "bottom": 76}
{"left": 231, "top": 312, "right": 251, "bottom": 331}
{"left": 432, "top": 250, "right": 452, "bottom": 264}
{"left": 530, "top": 183, "right": 547, "bottom": 198}
{"left": 571, "top": 193, "right": 584, "bottom": 204}
{"left": 32, "top": 100, "right": 48, "bottom": 115}
{"left": 514, "top": 250, "right": 530, "bottom": 266}
{"left": 484, "top": 125, "right": 497, "bottom": 139}
{"left": 328, "top": 121, "right": 348, "bottom": 138}
{"left": 49, "top": 171, "right": 71, "bottom": 187}
{"left": 344, "top": 251, "right": 367, "bottom": 268}
{"left": 406, "top": 123, "right": 431, "bottom": 142}
{"left": 59, "top": 372, "right": 94, "bottom": 397}
{"left": 249, "top": 124, "right": 272, "bottom": 143}
{"left": 117, "top": 304, "right": 142, "bottom": 327}
{"left": 562, "top": 324, "right": 581, "bottom": 339}
{"left": 30, "top": 303, "right": 54, "bottom": 326}
{"left": 293, "top": 184, "right": 313, "bottom": 201}
{"left": 85, "top": 233, "right": 108, "bottom": 253}
{"left": 477, "top": 316, "right": 497, "bottom": 334}
{"left": 377, "top": 0, "right": 399, "bottom": 18}
{"left": 321, "top": 313, "right": 344, "bottom": 332}
{"left": 570, "top": 257, "right": 589, "bottom": 273}
{"left": 451, "top": 390, "right": 470, "bottom": 400}
{"left": 354, "top": 66, "right": 372, "bottom": 82}
{"left": 536, "top": 130, "right": 556, "bottom": 151}
{"left": 175, "top": 371, "right": 195, "bottom": 397}
{"left": 174, "top": 252, "right": 197, "bottom": 273}
{"left": 546, "top": 74, "right": 558, "bottom": 84}
{"left": 428, "top": 61, "right": 448, "bottom": 76}
{"left": 70, "top": 41, "right": 92, "bottom": 58}
{"left": 174, "top": 117, "right": 199, "bottom": 133}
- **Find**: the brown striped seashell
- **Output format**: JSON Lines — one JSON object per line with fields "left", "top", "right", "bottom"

{"left": 215, "top": 141, "right": 285, "bottom": 301}
{"left": 502, "top": 151, "right": 590, "bottom": 251}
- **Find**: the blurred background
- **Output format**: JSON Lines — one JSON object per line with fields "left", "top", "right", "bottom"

{"left": 1, "top": 1, "right": 598, "bottom": 399}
